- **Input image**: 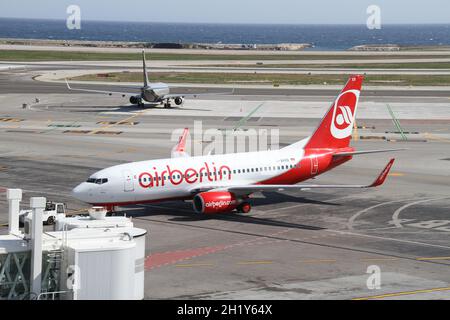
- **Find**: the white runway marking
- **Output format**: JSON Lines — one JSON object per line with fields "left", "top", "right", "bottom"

{"left": 347, "top": 197, "right": 427, "bottom": 230}
{"left": 391, "top": 197, "right": 450, "bottom": 228}
{"left": 328, "top": 229, "right": 450, "bottom": 251}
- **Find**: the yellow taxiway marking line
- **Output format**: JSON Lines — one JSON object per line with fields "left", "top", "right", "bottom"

{"left": 237, "top": 260, "right": 274, "bottom": 265}
{"left": 388, "top": 172, "right": 405, "bottom": 177}
{"left": 417, "top": 256, "right": 450, "bottom": 261}
{"left": 353, "top": 287, "right": 450, "bottom": 300}
{"left": 299, "top": 259, "right": 337, "bottom": 264}
{"left": 0, "top": 223, "right": 8, "bottom": 227}
{"left": 90, "top": 112, "right": 143, "bottom": 135}
{"left": 360, "top": 258, "right": 398, "bottom": 262}
{"left": 353, "top": 120, "right": 358, "bottom": 141}
{"left": 175, "top": 263, "right": 215, "bottom": 268}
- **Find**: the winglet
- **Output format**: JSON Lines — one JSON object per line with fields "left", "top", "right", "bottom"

{"left": 369, "top": 158, "right": 395, "bottom": 187}
{"left": 142, "top": 49, "right": 150, "bottom": 87}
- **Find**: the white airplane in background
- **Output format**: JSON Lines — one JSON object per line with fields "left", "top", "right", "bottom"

{"left": 66, "top": 50, "right": 232, "bottom": 108}
{"left": 72, "top": 75, "right": 402, "bottom": 214}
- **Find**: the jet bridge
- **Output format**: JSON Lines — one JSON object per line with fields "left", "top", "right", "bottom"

{"left": 0, "top": 189, "right": 146, "bottom": 300}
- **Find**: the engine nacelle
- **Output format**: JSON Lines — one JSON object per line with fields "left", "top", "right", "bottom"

{"left": 174, "top": 97, "right": 184, "bottom": 106}
{"left": 129, "top": 95, "right": 142, "bottom": 105}
{"left": 193, "top": 192, "right": 238, "bottom": 214}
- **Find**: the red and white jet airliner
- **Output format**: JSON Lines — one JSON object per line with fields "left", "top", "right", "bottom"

{"left": 72, "top": 75, "right": 399, "bottom": 214}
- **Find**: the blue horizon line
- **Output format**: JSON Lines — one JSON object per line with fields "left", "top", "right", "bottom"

{"left": 0, "top": 16, "right": 450, "bottom": 26}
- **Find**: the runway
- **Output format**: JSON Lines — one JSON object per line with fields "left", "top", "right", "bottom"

{"left": 0, "top": 63, "right": 449, "bottom": 300}
{"left": 1, "top": 72, "right": 450, "bottom": 110}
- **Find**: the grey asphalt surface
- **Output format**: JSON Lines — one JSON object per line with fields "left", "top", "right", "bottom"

{"left": 0, "top": 64, "right": 449, "bottom": 300}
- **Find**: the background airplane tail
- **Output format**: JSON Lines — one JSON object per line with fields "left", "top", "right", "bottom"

{"left": 304, "top": 75, "right": 364, "bottom": 150}
{"left": 142, "top": 50, "right": 150, "bottom": 87}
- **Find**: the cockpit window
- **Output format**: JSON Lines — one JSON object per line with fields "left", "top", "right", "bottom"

{"left": 86, "top": 178, "right": 108, "bottom": 184}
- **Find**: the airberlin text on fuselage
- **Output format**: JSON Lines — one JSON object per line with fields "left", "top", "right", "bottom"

{"left": 138, "top": 162, "right": 232, "bottom": 189}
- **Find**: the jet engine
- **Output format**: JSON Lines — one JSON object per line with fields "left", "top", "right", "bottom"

{"left": 193, "top": 191, "right": 239, "bottom": 214}
{"left": 129, "top": 95, "right": 142, "bottom": 105}
{"left": 174, "top": 97, "right": 184, "bottom": 106}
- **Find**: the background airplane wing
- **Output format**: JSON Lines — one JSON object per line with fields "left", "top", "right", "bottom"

{"left": 190, "top": 159, "right": 395, "bottom": 196}
{"left": 65, "top": 79, "right": 139, "bottom": 97}
{"left": 163, "top": 89, "right": 235, "bottom": 100}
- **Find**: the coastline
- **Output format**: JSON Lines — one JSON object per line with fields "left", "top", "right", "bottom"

{"left": 1, "top": 38, "right": 450, "bottom": 54}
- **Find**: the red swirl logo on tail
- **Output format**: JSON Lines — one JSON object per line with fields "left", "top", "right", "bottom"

{"left": 330, "top": 90, "right": 359, "bottom": 139}
{"left": 334, "top": 105, "right": 353, "bottom": 128}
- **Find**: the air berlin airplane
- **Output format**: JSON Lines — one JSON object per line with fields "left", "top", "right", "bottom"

{"left": 72, "top": 75, "right": 399, "bottom": 214}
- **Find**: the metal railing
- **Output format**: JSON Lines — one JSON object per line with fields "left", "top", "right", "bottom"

{"left": 37, "top": 290, "right": 73, "bottom": 300}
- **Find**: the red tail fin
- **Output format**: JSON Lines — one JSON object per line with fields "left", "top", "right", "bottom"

{"left": 305, "top": 75, "right": 364, "bottom": 149}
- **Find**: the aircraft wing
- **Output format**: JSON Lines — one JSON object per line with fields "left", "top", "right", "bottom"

{"left": 65, "top": 79, "right": 139, "bottom": 97}
{"left": 171, "top": 128, "right": 190, "bottom": 158}
{"left": 191, "top": 159, "right": 395, "bottom": 196}
{"left": 163, "top": 89, "right": 235, "bottom": 100}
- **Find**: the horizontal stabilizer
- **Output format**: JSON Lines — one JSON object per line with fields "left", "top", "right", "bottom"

{"left": 171, "top": 128, "right": 190, "bottom": 158}
{"left": 333, "top": 148, "right": 406, "bottom": 157}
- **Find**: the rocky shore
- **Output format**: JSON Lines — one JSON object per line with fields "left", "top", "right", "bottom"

{"left": 0, "top": 38, "right": 312, "bottom": 51}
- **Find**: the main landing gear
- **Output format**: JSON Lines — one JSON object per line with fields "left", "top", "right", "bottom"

{"left": 105, "top": 205, "right": 116, "bottom": 216}
{"left": 237, "top": 202, "right": 252, "bottom": 214}
{"left": 163, "top": 101, "right": 172, "bottom": 108}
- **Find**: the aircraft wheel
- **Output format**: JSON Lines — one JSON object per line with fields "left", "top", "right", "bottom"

{"left": 46, "top": 216, "right": 55, "bottom": 225}
{"left": 238, "top": 202, "right": 251, "bottom": 214}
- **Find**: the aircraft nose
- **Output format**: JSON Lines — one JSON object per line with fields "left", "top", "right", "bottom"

{"left": 72, "top": 182, "right": 91, "bottom": 202}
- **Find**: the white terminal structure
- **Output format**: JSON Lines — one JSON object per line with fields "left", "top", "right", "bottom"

{"left": 0, "top": 189, "right": 146, "bottom": 300}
